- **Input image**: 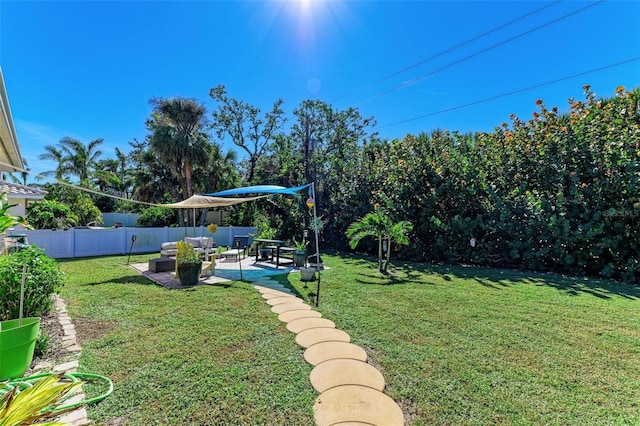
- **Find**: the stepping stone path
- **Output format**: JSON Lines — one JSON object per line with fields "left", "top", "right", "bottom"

{"left": 251, "top": 280, "right": 404, "bottom": 426}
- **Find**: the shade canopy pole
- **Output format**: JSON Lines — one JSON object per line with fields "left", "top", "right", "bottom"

{"left": 311, "top": 182, "right": 321, "bottom": 307}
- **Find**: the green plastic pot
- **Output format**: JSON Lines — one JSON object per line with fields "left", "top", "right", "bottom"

{"left": 0, "top": 317, "right": 41, "bottom": 380}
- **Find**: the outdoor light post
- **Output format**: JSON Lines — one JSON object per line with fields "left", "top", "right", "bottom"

{"left": 235, "top": 238, "right": 243, "bottom": 282}
{"left": 306, "top": 183, "right": 321, "bottom": 307}
{"left": 303, "top": 229, "right": 309, "bottom": 268}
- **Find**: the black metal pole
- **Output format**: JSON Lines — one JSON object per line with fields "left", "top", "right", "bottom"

{"left": 127, "top": 235, "right": 137, "bottom": 265}
{"left": 311, "top": 183, "right": 321, "bottom": 307}
{"left": 236, "top": 239, "right": 243, "bottom": 281}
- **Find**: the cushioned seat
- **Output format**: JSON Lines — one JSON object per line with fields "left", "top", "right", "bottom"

{"left": 219, "top": 235, "right": 250, "bottom": 262}
{"left": 160, "top": 237, "right": 215, "bottom": 258}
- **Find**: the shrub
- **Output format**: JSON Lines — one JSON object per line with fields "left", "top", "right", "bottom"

{"left": 0, "top": 246, "right": 65, "bottom": 321}
{"left": 136, "top": 206, "right": 177, "bottom": 227}
{"left": 27, "top": 200, "right": 78, "bottom": 229}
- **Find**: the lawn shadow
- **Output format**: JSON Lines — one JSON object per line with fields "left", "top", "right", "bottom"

{"left": 338, "top": 251, "right": 640, "bottom": 299}
{"left": 401, "top": 261, "right": 640, "bottom": 300}
{"left": 82, "top": 273, "right": 156, "bottom": 286}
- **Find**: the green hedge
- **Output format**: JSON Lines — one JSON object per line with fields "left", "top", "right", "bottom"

{"left": 0, "top": 246, "right": 65, "bottom": 321}
{"left": 347, "top": 86, "right": 639, "bottom": 282}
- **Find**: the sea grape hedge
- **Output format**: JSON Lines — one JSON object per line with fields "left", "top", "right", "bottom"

{"left": 343, "top": 86, "right": 639, "bottom": 282}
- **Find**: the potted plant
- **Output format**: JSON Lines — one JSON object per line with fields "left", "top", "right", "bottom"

{"left": 292, "top": 238, "right": 308, "bottom": 267}
{"left": 0, "top": 194, "right": 41, "bottom": 380}
{"left": 175, "top": 241, "right": 202, "bottom": 286}
{"left": 252, "top": 222, "right": 277, "bottom": 260}
{"left": 300, "top": 265, "right": 316, "bottom": 282}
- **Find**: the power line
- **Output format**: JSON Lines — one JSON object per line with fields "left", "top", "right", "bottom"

{"left": 332, "top": 0, "right": 562, "bottom": 103}
{"left": 378, "top": 57, "right": 640, "bottom": 129}
{"left": 359, "top": 0, "right": 604, "bottom": 106}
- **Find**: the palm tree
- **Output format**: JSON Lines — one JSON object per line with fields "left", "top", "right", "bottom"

{"left": 5, "top": 158, "right": 30, "bottom": 185}
{"left": 346, "top": 207, "right": 413, "bottom": 273}
{"left": 94, "top": 147, "right": 134, "bottom": 206}
{"left": 59, "top": 137, "right": 103, "bottom": 183}
{"left": 37, "top": 145, "right": 65, "bottom": 180}
{"left": 147, "top": 97, "right": 210, "bottom": 201}
{"left": 38, "top": 137, "right": 103, "bottom": 183}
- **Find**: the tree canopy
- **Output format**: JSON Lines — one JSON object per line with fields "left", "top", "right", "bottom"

{"left": 30, "top": 85, "right": 640, "bottom": 282}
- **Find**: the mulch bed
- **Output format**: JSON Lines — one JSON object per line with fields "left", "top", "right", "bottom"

{"left": 27, "top": 311, "right": 67, "bottom": 373}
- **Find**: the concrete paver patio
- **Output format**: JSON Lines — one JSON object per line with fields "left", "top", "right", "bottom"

{"left": 129, "top": 255, "right": 297, "bottom": 288}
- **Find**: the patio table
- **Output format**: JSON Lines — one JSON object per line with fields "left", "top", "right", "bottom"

{"left": 254, "top": 238, "right": 287, "bottom": 268}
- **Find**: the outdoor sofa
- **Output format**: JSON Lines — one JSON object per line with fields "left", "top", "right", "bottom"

{"left": 160, "top": 237, "right": 215, "bottom": 257}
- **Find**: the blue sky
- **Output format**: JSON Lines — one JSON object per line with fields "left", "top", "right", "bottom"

{"left": 1, "top": 0, "right": 638, "bottom": 184}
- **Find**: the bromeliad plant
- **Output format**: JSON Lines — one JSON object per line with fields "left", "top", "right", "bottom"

{"left": 293, "top": 238, "right": 309, "bottom": 251}
{"left": 0, "top": 373, "right": 82, "bottom": 425}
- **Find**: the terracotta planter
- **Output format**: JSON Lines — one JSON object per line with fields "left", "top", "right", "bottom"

{"left": 0, "top": 317, "right": 41, "bottom": 380}
{"left": 177, "top": 262, "right": 202, "bottom": 286}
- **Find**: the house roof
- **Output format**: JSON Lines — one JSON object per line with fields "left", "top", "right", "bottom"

{"left": 0, "top": 67, "right": 24, "bottom": 172}
{"left": 0, "top": 180, "right": 46, "bottom": 200}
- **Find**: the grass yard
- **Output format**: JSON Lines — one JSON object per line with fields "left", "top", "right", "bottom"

{"left": 58, "top": 252, "right": 640, "bottom": 425}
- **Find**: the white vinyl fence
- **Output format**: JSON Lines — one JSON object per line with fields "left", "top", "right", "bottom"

{"left": 23, "top": 226, "right": 256, "bottom": 259}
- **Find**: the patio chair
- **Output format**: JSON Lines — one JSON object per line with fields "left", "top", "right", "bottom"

{"left": 219, "top": 235, "right": 250, "bottom": 262}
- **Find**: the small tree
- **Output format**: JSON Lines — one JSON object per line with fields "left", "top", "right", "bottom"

{"left": 346, "top": 206, "right": 413, "bottom": 274}
{"left": 27, "top": 200, "right": 78, "bottom": 230}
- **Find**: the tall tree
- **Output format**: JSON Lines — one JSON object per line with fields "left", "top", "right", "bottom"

{"left": 146, "top": 97, "right": 210, "bottom": 200}
{"left": 37, "top": 144, "right": 65, "bottom": 180}
{"left": 289, "top": 100, "right": 376, "bottom": 246}
{"left": 37, "top": 137, "right": 103, "bottom": 184}
{"left": 94, "top": 147, "right": 135, "bottom": 212}
{"left": 5, "top": 158, "right": 30, "bottom": 185}
{"left": 210, "top": 85, "right": 286, "bottom": 183}
{"left": 129, "top": 138, "right": 181, "bottom": 205}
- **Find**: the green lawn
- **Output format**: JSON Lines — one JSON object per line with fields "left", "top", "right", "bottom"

{"left": 58, "top": 252, "right": 640, "bottom": 425}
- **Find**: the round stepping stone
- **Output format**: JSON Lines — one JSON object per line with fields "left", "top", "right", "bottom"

{"left": 254, "top": 283, "right": 281, "bottom": 289}
{"left": 295, "top": 328, "right": 350, "bottom": 348}
{"left": 256, "top": 288, "right": 288, "bottom": 294}
{"left": 286, "top": 317, "right": 335, "bottom": 334}
{"left": 304, "top": 341, "right": 368, "bottom": 366}
{"left": 271, "top": 302, "right": 312, "bottom": 314}
{"left": 261, "top": 291, "right": 297, "bottom": 300}
{"left": 254, "top": 283, "right": 280, "bottom": 288}
{"left": 253, "top": 279, "right": 279, "bottom": 284}
{"left": 331, "top": 422, "right": 374, "bottom": 426}
{"left": 310, "top": 359, "right": 385, "bottom": 393}
{"left": 278, "top": 310, "right": 322, "bottom": 323}
{"left": 266, "top": 296, "right": 304, "bottom": 306}
{"left": 313, "top": 385, "right": 404, "bottom": 426}
{"left": 256, "top": 286, "right": 290, "bottom": 294}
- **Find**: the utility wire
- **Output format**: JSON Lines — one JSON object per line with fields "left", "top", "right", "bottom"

{"left": 378, "top": 57, "right": 640, "bottom": 129}
{"left": 359, "top": 0, "right": 604, "bottom": 106}
{"left": 332, "top": 0, "right": 562, "bottom": 103}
